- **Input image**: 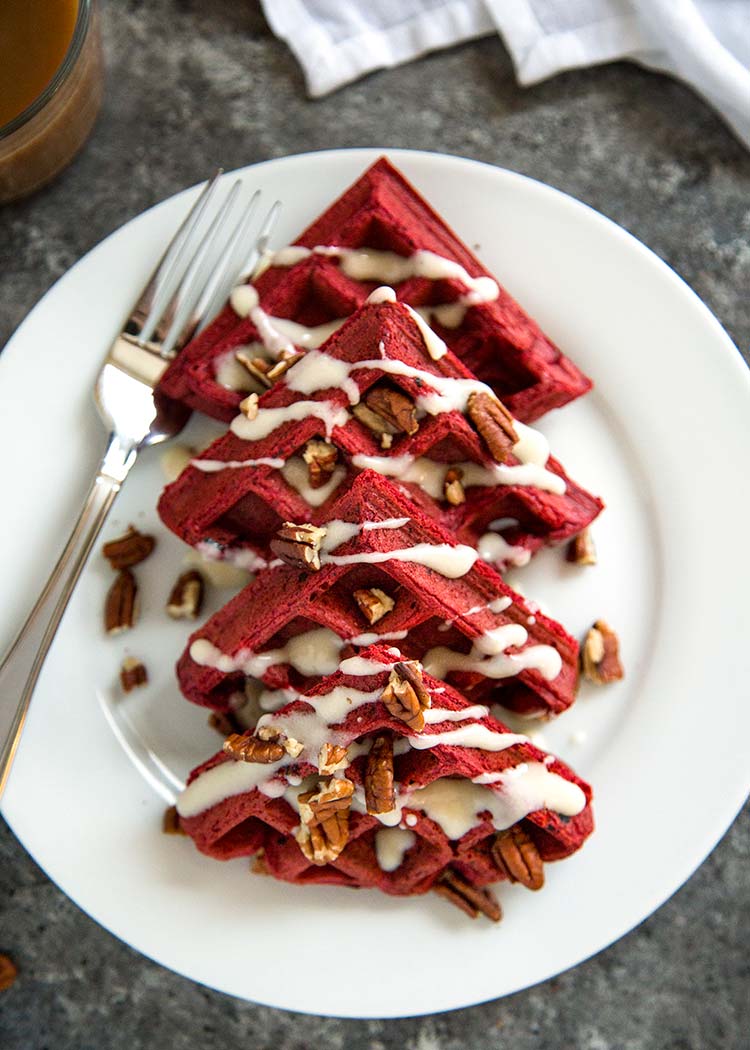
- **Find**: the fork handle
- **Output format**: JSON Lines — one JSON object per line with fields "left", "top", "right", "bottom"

{"left": 0, "top": 433, "right": 138, "bottom": 799}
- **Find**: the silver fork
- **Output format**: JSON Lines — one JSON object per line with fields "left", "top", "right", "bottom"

{"left": 0, "top": 173, "right": 280, "bottom": 797}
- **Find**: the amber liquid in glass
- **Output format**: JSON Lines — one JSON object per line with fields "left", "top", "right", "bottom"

{"left": 0, "top": 0, "right": 79, "bottom": 127}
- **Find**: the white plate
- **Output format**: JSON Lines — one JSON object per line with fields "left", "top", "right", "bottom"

{"left": 2, "top": 149, "right": 749, "bottom": 1019}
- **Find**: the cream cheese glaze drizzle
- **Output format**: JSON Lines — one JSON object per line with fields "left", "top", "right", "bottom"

{"left": 268, "top": 245, "right": 499, "bottom": 305}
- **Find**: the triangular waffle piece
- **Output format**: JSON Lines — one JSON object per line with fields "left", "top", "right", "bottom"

{"left": 176, "top": 470, "right": 579, "bottom": 719}
{"left": 158, "top": 296, "right": 602, "bottom": 573}
{"left": 158, "top": 157, "right": 591, "bottom": 422}
{"left": 176, "top": 646, "right": 593, "bottom": 916}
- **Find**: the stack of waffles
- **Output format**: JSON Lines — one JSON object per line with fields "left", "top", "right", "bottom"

{"left": 157, "top": 158, "right": 602, "bottom": 921}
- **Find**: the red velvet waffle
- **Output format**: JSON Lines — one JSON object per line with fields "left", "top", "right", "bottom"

{"left": 157, "top": 297, "right": 602, "bottom": 573}
{"left": 158, "top": 157, "right": 591, "bottom": 422}
{"left": 177, "top": 647, "right": 593, "bottom": 912}
{"left": 176, "top": 471, "right": 579, "bottom": 719}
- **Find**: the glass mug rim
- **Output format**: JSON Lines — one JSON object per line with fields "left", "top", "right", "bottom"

{"left": 0, "top": 0, "right": 93, "bottom": 142}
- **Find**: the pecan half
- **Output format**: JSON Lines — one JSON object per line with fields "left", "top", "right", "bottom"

{"left": 467, "top": 391, "right": 518, "bottom": 463}
{"left": 434, "top": 870, "right": 502, "bottom": 922}
{"left": 581, "top": 620, "right": 624, "bottom": 684}
{"left": 491, "top": 826, "right": 544, "bottom": 890}
{"left": 270, "top": 521, "right": 327, "bottom": 572}
{"left": 318, "top": 742, "right": 349, "bottom": 775}
{"left": 381, "top": 661, "right": 431, "bottom": 731}
{"left": 367, "top": 386, "right": 419, "bottom": 435}
{"left": 0, "top": 954, "right": 18, "bottom": 992}
{"left": 239, "top": 392, "right": 259, "bottom": 419}
{"left": 120, "top": 656, "right": 148, "bottom": 693}
{"left": 296, "top": 777, "right": 354, "bottom": 865}
{"left": 166, "top": 570, "right": 204, "bottom": 620}
{"left": 364, "top": 735, "right": 395, "bottom": 814}
{"left": 302, "top": 440, "right": 339, "bottom": 489}
{"left": 102, "top": 526, "right": 155, "bottom": 570}
{"left": 235, "top": 350, "right": 272, "bottom": 388}
{"left": 223, "top": 733, "right": 285, "bottom": 763}
{"left": 444, "top": 467, "right": 466, "bottom": 506}
{"left": 266, "top": 352, "right": 305, "bottom": 381}
{"left": 353, "top": 587, "right": 395, "bottom": 625}
{"left": 162, "top": 805, "right": 187, "bottom": 836}
{"left": 104, "top": 570, "right": 138, "bottom": 635}
{"left": 566, "top": 528, "right": 597, "bottom": 566}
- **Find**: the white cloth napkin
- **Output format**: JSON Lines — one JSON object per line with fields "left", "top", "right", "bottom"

{"left": 261, "top": 0, "right": 750, "bottom": 148}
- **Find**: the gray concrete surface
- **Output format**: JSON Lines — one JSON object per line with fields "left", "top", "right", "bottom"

{"left": 1, "top": 1, "right": 749, "bottom": 1046}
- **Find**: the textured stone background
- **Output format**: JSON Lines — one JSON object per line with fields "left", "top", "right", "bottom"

{"left": 1, "top": 2, "right": 749, "bottom": 1047}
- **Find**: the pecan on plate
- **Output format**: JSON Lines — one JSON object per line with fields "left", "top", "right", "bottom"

{"left": 235, "top": 350, "right": 273, "bottom": 388}
{"left": 318, "top": 742, "right": 349, "bottom": 775}
{"left": 0, "top": 954, "right": 18, "bottom": 992}
{"left": 302, "top": 440, "right": 339, "bottom": 489}
{"left": 364, "top": 735, "right": 395, "bottom": 814}
{"left": 353, "top": 587, "right": 395, "bottom": 626}
{"left": 381, "top": 661, "right": 431, "bottom": 732}
{"left": 166, "top": 570, "right": 205, "bottom": 620}
{"left": 434, "top": 870, "right": 502, "bottom": 922}
{"left": 443, "top": 467, "right": 466, "bottom": 506}
{"left": 296, "top": 777, "right": 355, "bottom": 865}
{"left": 270, "top": 522, "right": 327, "bottom": 572}
{"left": 223, "top": 733, "right": 285, "bottom": 764}
{"left": 353, "top": 386, "right": 418, "bottom": 440}
{"left": 581, "top": 620, "right": 624, "bottom": 684}
{"left": 102, "top": 526, "right": 155, "bottom": 570}
{"left": 467, "top": 391, "right": 518, "bottom": 463}
{"left": 120, "top": 656, "right": 148, "bottom": 693}
{"left": 104, "top": 570, "right": 139, "bottom": 635}
{"left": 162, "top": 805, "right": 187, "bottom": 836}
{"left": 491, "top": 826, "right": 544, "bottom": 890}
{"left": 566, "top": 528, "right": 597, "bottom": 566}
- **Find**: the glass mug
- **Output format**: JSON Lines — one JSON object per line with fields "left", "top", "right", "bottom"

{"left": 0, "top": 0, "right": 104, "bottom": 204}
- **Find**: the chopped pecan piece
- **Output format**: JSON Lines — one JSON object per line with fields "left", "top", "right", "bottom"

{"left": 443, "top": 467, "right": 466, "bottom": 506}
{"left": 566, "top": 528, "right": 597, "bottom": 566}
{"left": 104, "top": 570, "right": 139, "bottom": 635}
{"left": 581, "top": 620, "right": 624, "bottom": 684}
{"left": 208, "top": 710, "right": 243, "bottom": 737}
{"left": 235, "top": 350, "right": 272, "bottom": 388}
{"left": 102, "top": 526, "right": 155, "bottom": 570}
{"left": 381, "top": 661, "right": 431, "bottom": 731}
{"left": 0, "top": 954, "right": 18, "bottom": 992}
{"left": 318, "top": 742, "right": 349, "bottom": 775}
{"left": 270, "top": 521, "right": 327, "bottom": 572}
{"left": 296, "top": 777, "right": 354, "bottom": 865}
{"left": 434, "top": 870, "right": 502, "bottom": 922}
{"left": 223, "top": 733, "right": 285, "bottom": 764}
{"left": 302, "top": 440, "right": 339, "bottom": 489}
{"left": 257, "top": 724, "right": 303, "bottom": 758}
{"left": 162, "top": 805, "right": 187, "bottom": 836}
{"left": 166, "top": 570, "right": 204, "bottom": 620}
{"left": 239, "top": 392, "right": 259, "bottom": 419}
{"left": 120, "top": 656, "right": 148, "bottom": 692}
{"left": 491, "top": 826, "right": 544, "bottom": 890}
{"left": 364, "top": 735, "right": 395, "bottom": 814}
{"left": 353, "top": 587, "right": 395, "bottom": 625}
{"left": 266, "top": 352, "right": 305, "bottom": 381}
{"left": 380, "top": 433, "right": 393, "bottom": 450}
{"left": 467, "top": 391, "right": 518, "bottom": 463}
{"left": 251, "top": 850, "right": 269, "bottom": 875}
